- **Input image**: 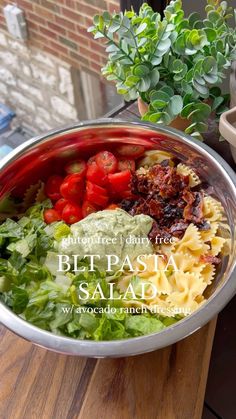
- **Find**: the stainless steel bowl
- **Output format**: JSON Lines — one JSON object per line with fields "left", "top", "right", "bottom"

{"left": 0, "top": 119, "right": 236, "bottom": 357}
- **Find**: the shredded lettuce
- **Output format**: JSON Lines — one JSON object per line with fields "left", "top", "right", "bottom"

{"left": 0, "top": 200, "right": 181, "bottom": 341}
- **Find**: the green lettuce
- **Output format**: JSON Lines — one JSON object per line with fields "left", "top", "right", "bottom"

{"left": 0, "top": 199, "right": 182, "bottom": 341}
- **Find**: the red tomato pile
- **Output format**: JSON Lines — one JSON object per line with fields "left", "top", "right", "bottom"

{"left": 43, "top": 146, "right": 144, "bottom": 224}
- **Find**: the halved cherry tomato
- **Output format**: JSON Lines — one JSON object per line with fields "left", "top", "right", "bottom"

{"left": 120, "top": 190, "right": 137, "bottom": 199}
{"left": 45, "top": 175, "right": 63, "bottom": 201}
{"left": 116, "top": 145, "right": 145, "bottom": 159}
{"left": 54, "top": 198, "right": 69, "bottom": 215}
{"left": 108, "top": 170, "right": 132, "bottom": 193}
{"left": 86, "top": 181, "right": 107, "bottom": 196}
{"left": 86, "top": 162, "right": 107, "bottom": 186}
{"left": 106, "top": 203, "right": 119, "bottom": 210}
{"left": 118, "top": 159, "right": 135, "bottom": 172}
{"left": 87, "top": 155, "right": 96, "bottom": 166}
{"left": 85, "top": 181, "right": 109, "bottom": 208}
{"left": 61, "top": 203, "right": 82, "bottom": 224}
{"left": 65, "top": 159, "right": 87, "bottom": 176}
{"left": 44, "top": 209, "right": 61, "bottom": 224}
{"left": 82, "top": 200, "right": 98, "bottom": 218}
{"left": 95, "top": 151, "right": 118, "bottom": 174}
{"left": 60, "top": 174, "right": 84, "bottom": 202}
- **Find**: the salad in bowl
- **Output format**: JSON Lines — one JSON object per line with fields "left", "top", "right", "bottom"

{"left": 0, "top": 120, "right": 235, "bottom": 356}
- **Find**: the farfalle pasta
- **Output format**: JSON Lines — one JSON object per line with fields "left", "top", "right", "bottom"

{"left": 119, "top": 150, "right": 229, "bottom": 318}
{"left": 176, "top": 163, "right": 201, "bottom": 188}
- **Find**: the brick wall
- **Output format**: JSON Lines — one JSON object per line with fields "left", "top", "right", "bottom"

{"left": 0, "top": 0, "right": 120, "bottom": 76}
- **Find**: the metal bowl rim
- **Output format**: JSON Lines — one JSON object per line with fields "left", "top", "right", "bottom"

{"left": 0, "top": 118, "right": 236, "bottom": 357}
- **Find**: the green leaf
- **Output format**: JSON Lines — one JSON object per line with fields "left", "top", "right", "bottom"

{"left": 194, "top": 71, "right": 205, "bottom": 85}
{"left": 109, "top": 18, "right": 121, "bottom": 33}
{"left": 204, "top": 28, "right": 217, "bottom": 41}
{"left": 189, "top": 12, "right": 201, "bottom": 28}
{"left": 133, "top": 63, "right": 150, "bottom": 77}
{"left": 151, "top": 56, "right": 162, "bottom": 66}
{"left": 208, "top": 10, "right": 221, "bottom": 24}
{"left": 149, "top": 68, "right": 160, "bottom": 87}
{"left": 106, "top": 44, "right": 119, "bottom": 53}
{"left": 79, "top": 313, "right": 99, "bottom": 334}
{"left": 161, "top": 111, "right": 172, "bottom": 125}
{"left": 190, "top": 102, "right": 211, "bottom": 121}
{"left": 125, "top": 315, "right": 164, "bottom": 336}
{"left": 98, "top": 15, "right": 104, "bottom": 31}
{"left": 151, "top": 90, "right": 170, "bottom": 104}
{"left": 94, "top": 32, "right": 104, "bottom": 39}
{"left": 136, "top": 22, "right": 147, "bottom": 35}
{"left": 0, "top": 219, "right": 22, "bottom": 239}
{"left": 185, "top": 122, "right": 208, "bottom": 134}
{"left": 171, "top": 58, "right": 184, "bottom": 73}
{"left": 138, "top": 37, "right": 147, "bottom": 47}
{"left": 11, "top": 286, "right": 29, "bottom": 314}
{"left": 147, "top": 112, "right": 163, "bottom": 122}
{"left": 137, "top": 76, "right": 151, "bottom": 92}
{"left": 117, "top": 88, "right": 128, "bottom": 95}
{"left": 177, "top": 20, "right": 190, "bottom": 31}
{"left": 193, "top": 80, "right": 209, "bottom": 96}
{"left": 102, "top": 11, "right": 110, "bottom": 22}
{"left": 152, "top": 100, "right": 167, "bottom": 110}
{"left": 125, "top": 75, "right": 140, "bottom": 87}
{"left": 203, "top": 73, "right": 218, "bottom": 84}
{"left": 93, "top": 15, "right": 100, "bottom": 25}
{"left": 193, "top": 20, "right": 204, "bottom": 29}
{"left": 202, "top": 56, "right": 217, "bottom": 73}
{"left": 212, "top": 96, "right": 224, "bottom": 111}
{"left": 87, "top": 26, "right": 95, "bottom": 33}
{"left": 181, "top": 103, "right": 195, "bottom": 118}
{"left": 159, "top": 85, "right": 174, "bottom": 97}
{"left": 156, "top": 38, "right": 171, "bottom": 53}
{"left": 169, "top": 95, "right": 183, "bottom": 115}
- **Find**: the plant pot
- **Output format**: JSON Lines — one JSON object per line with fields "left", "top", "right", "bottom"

{"left": 138, "top": 97, "right": 190, "bottom": 132}
{"left": 219, "top": 106, "right": 236, "bottom": 163}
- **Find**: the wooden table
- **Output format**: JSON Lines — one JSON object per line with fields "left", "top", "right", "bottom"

{"left": 0, "top": 103, "right": 234, "bottom": 419}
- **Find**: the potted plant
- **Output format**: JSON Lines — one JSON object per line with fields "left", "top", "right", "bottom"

{"left": 88, "top": 0, "right": 236, "bottom": 139}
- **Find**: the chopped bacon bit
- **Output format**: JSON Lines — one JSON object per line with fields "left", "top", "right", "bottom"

{"left": 148, "top": 164, "right": 189, "bottom": 198}
{"left": 148, "top": 221, "right": 172, "bottom": 242}
{"left": 196, "top": 220, "right": 211, "bottom": 231}
{"left": 200, "top": 255, "right": 221, "bottom": 265}
{"left": 123, "top": 161, "right": 209, "bottom": 242}
{"left": 169, "top": 221, "right": 190, "bottom": 237}
{"left": 183, "top": 190, "right": 204, "bottom": 224}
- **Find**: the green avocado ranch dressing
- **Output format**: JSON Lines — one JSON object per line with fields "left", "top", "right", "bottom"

{"left": 57, "top": 209, "right": 154, "bottom": 273}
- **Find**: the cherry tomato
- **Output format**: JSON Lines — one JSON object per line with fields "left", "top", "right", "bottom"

{"left": 95, "top": 151, "right": 118, "bottom": 174}
{"left": 116, "top": 145, "right": 145, "bottom": 159}
{"left": 44, "top": 209, "right": 61, "bottom": 224}
{"left": 60, "top": 174, "right": 84, "bottom": 202}
{"left": 45, "top": 175, "right": 63, "bottom": 201}
{"left": 120, "top": 190, "right": 138, "bottom": 199}
{"left": 85, "top": 181, "right": 109, "bottom": 208}
{"left": 82, "top": 200, "right": 98, "bottom": 218}
{"left": 86, "top": 162, "right": 107, "bottom": 186}
{"left": 61, "top": 203, "right": 82, "bottom": 224}
{"left": 108, "top": 170, "right": 132, "bottom": 193}
{"left": 54, "top": 198, "right": 69, "bottom": 215}
{"left": 65, "top": 159, "right": 87, "bottom": 176}
{"left": 87, "top": 155, "right": 96, "bottom": 166}
{"left": 106, "top": 204, "right": 119, "bottom": 210}
{"left": 118, "top": 159, "right": 135, "bottom": 172}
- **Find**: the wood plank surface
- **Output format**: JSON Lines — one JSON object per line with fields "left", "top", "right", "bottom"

{"left": 0, "top": 319, "right": 216, "bottom": 419}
